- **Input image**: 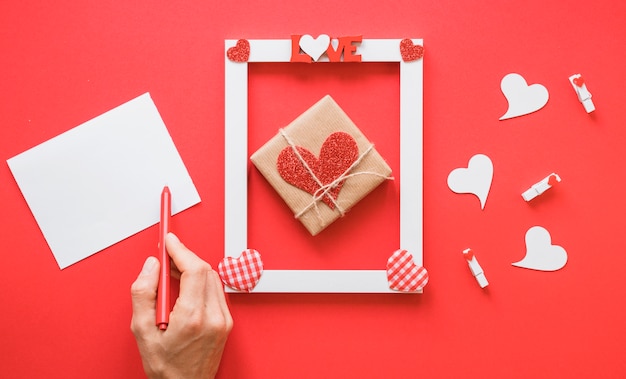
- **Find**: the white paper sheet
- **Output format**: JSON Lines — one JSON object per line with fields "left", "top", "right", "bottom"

{"left": 7, "top": 93, "right": 201, "bottom": 269}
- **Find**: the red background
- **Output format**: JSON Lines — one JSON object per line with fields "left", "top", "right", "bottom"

{"left": 2, "top": 1, "right": 625, "bottom": 378}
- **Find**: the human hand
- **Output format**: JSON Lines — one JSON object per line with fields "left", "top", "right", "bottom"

{"left": 131, "top": 233, "right": 233, "bottom": 379}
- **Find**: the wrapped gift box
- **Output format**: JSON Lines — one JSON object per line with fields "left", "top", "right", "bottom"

{"left": 250, "top": 95, "right": 392, "bottom": 235}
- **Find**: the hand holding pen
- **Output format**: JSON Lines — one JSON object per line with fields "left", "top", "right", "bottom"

{"left": 131, "top": 217, "right": 232, "bottom": 378}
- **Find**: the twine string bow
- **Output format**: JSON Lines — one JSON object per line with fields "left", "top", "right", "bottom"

{"left": 279, "top": 128, "right": 393, "bottom": 227}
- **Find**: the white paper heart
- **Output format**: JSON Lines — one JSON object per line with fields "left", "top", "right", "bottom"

{"left": 447, "top": 154, "right": 493, "bottom": 209}
{"left": 512, "top": 226, "right": 567, "bottom": 271}
{"left": 499, "top": 73, "right": 549, "bottom": 120}
{"left": 299, "top": 34, "right": 331, "bottom": 61}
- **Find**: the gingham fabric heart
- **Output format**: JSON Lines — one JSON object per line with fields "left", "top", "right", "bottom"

{"left": 386, "top": 249, "right": 429, "bottom": 292}
{"left": 218, "top": 249, "right": 263, "bottom": 292}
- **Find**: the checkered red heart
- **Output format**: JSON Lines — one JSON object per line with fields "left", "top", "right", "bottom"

{"left": 386, "top": 249, "right": 428, "bottom": 292}
{"left": 218, "top": 249, "right": 263, "bottom": 292}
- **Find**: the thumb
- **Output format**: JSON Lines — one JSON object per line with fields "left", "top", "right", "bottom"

{"left": 130, "top": 256, "right": 160, "bottom": 335}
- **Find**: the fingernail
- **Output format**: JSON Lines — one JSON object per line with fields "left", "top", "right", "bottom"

{"left": 166, "top": 232, "right": 180, "bottom": 244}
{"left": 141, "top": 256, "right": 158, "bottom": 275}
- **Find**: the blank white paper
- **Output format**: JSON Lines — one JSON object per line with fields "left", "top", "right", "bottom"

{"left": 7, "top": 93, "right": 201, "bottom": 269}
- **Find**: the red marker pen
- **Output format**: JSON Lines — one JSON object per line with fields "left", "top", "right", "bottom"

{"left": 157, "top": 186, "right": 171, "bottom": 330}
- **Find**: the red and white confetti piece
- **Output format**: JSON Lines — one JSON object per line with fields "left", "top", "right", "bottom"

{"left": 227, "top": 39, "right": 250, "bottom": 62}
{"left": 399, "top": 39, "right": 424, "bottom": 62}
{"left": 386, "top": 249, "right": 428, "bottom": 292}
{"left": 218, "top": 249, "right": 263, "bottom": 292}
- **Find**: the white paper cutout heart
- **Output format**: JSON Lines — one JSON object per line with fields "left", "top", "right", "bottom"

{"left": 447, "top": 154, "right": 493, "bottom": 209}
{"left": 499, "top": 73, "right": 549, "bottom": 120}
{"left": 512, "top": 226, "right": 567, "bottom": 271}
{"left": 299, "top": 34, "right": 331, "bottom": 61}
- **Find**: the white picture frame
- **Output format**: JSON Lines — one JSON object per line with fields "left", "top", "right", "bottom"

{"left": 224, "top": 38, "right": 423, "bottom": 293}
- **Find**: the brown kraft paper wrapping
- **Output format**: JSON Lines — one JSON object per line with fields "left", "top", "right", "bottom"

{"left": 250, "top": 95, "right": 392, "bottom": 236}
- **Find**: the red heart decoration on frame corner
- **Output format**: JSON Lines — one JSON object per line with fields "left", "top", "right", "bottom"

{"left": 277, "top": 131, "right": 359, "bottom": 210}
{"left": 399, "top": 39, "right": 424, "bottom": 62}
{"left": 386, "top": 249, "right": 428, "bottom": 292}
{"left": 227, "top": 39, "right": 250, "bottom": 62}
{"left": 218, "top": 249, "right": 263, "bottom": 292}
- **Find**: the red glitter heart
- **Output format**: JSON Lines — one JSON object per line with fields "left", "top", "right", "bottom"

{"left": 399, "top": 39, "right": 424, "bottom": 62}
{"left": 573, "top": 76, "right": 585, "bottom": 87}
{"left": 277, "top": 132, "right": 359, "bottom": 210}
{"left": 227, "top": 39, "right": 250, "bottom": 62}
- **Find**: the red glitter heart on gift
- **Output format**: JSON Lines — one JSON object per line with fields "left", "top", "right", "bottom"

{"left": 399, "top": 39, "right": 424, "bottom": 62}
{"left": 277, "top": 132, "right": 359, "bottom": 210}
{"left": 386, "top": 249, "right": 429, "bottom": 292}
{"left": 218, "top": 249, "right": 263, "bottom": 292}
{"left": 573, "top": 76, "right": 585, "bottom": 87}
{"left": 227, "top": 39, "right": 250, "bottom": 62}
